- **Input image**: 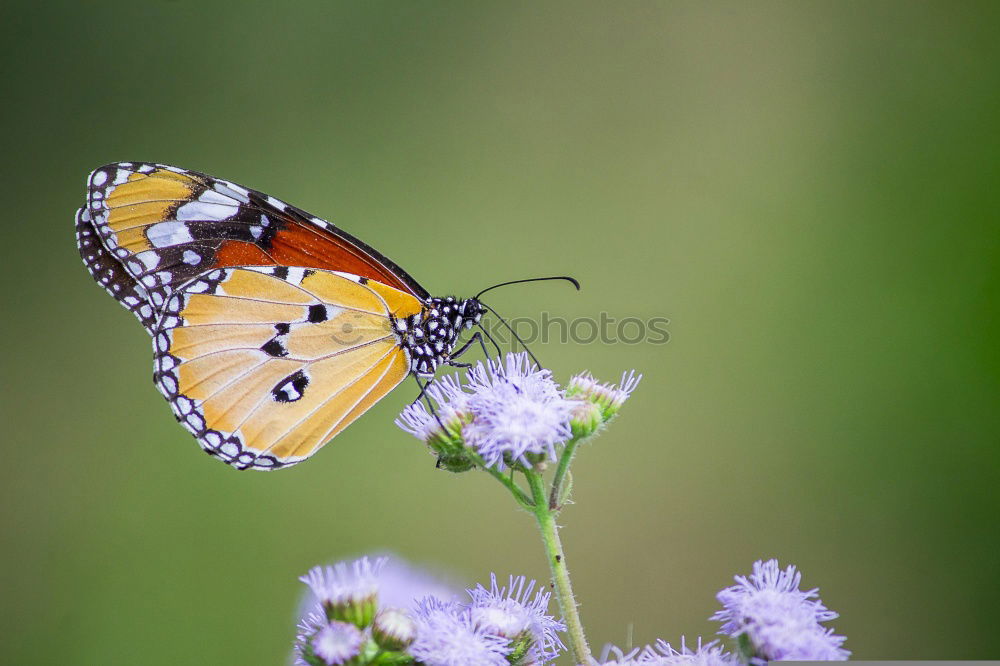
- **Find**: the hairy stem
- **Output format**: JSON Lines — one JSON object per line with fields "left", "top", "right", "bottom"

{"left": 472, "top": 452, "right": 533, "bottom": 509}
{"left": 549, "top": 435, "right": 583, "bottom": 511}
{"left": 526, "top": 469, "right": 592, "bottom": 665}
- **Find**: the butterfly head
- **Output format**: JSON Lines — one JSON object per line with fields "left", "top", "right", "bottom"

{"left": 460, "top": 297, "right": 486, "bottom": 328}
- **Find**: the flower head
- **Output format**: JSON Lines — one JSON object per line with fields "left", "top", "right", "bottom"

{"left": 462, "top": 353, "right": 576, "bottom": 469}
{"left": 409, "top": 597, "right": 511, "bottom": 666}
{"left": 644, "top": 638, "right": 739, "bottom": 666}
{"left": 396, "top": 352, "right": 639, "bottom": 472}
{"left": 300, "top": 557, "right": 386, "bottom": 628}
{"left": 467, "top": 574, "right": 566, "bottom": 663}
{"left": 294, "top": 613, "right": 364, "bottom": 666}
{"left": 395, "top": 375, "right": 470, "bottom": 442}
{"left": 712, "top": 559, "right": 849, "bottom": 661}
{"left": 598, "top": 638, "right": 736, "bottom": 666}
{"left": 566, "top": 369, "right": 641, "bottom": 422}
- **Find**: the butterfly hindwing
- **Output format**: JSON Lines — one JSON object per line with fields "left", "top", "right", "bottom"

{"left": 154, "top": 266, "right": 420, "bottom": 470}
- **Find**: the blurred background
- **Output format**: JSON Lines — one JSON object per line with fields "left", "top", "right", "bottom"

{"left": 2, "top": 1, "right": 998, "bottom": 663}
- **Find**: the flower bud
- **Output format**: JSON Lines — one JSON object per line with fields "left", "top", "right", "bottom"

{"left": 372, "top": 607, "right": 416, "bottom": 651}
{"left": 568, "top": 398, "right": 602, "bottom": 438}
{"left": 565, "top": 370, "right": 641, "bottom": 422}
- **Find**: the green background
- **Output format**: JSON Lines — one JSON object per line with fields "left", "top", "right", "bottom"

{"left": 2, "top": 1, "right": 998, "bottom": 663}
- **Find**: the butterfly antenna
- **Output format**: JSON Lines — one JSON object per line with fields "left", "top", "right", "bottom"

{"left": 474, "top": 275, "right": 580, "bottom": 301}
{"left": 478, "top": 301, "right": 543, "bottom": 368}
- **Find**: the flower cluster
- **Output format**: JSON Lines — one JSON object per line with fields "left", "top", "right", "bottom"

{"left": 712, "top": 559, "right": 849, "bottom": 662}
{"left": 597, "top": 559, "right": 847, "bottom": 665}
{"left": 395, "top": 352, "right": 640, "bottom": 471}
{"left": 293, "top": 556, "right": 564, "bottom": 666}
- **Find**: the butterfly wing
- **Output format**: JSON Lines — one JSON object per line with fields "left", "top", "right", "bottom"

{"left": 154, "top": 265, "right": 422, "bottom": 470}
{"left": 78, "top": 162, "right": 429, "bottom": 333}
{"left": 77, "top": 206, "right": 161, "bottom": 332}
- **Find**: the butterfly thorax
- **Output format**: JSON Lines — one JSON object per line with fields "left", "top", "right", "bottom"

{"left": 393, "top": 296, "right": 485, "bottom": 376}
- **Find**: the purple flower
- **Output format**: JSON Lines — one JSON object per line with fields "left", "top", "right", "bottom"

{"left": 300, "top": 556, "right": 386, "bottom": 627}
{"left": 462, "top": 353, "right": 576, "bottom": 469}
{"left": 294, "top": 612, "right": 364, "bottom": 666}
{"left": 712, "top": 559, "right": 849, "bottom": 661}
{"left": 467, "top": 574, "right": 566, "bottom": 663}
{"left": 409, "top": 597, "right": 511, "bottom": 666}
{"left": 644, "top": 638, "right": 739, "bottom": 666}
{"left": 599, "top": 638, "right": 736, "bottom": 666}
{"left": 395, "top": 374, "right": 470, "bottom": 443}
{"left": 395, "top": 352, "right": 639, "bottom": 471}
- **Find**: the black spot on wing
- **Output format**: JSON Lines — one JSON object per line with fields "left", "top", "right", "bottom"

{"left": 261, "top": 338, "right": 288, "bottom": 357}
{"left": 307, "top": 304, "right": 328, "bottom": 323}
{"left": 272, "top": 370, "right": 309, "bottom": 403}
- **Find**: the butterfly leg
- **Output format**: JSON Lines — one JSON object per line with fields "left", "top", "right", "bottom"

{"left": 411, "top": 375, "right": 450, "bottom": 441}
{"left": 448, "top": 331, "right": 495, "bottom": 368}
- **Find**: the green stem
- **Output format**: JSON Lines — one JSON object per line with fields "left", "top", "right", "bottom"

{"left": 525, "top": 470, "right": 592, "bottom": 665}
{"left": 471, "top": 452, "right": 533, "bottom": 509}
{"left": 549, "top": 435, "right": 583, "bottom": 511}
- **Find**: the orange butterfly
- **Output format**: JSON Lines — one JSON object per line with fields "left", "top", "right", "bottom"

{"left": 77, "top": 163, "right": 488, "bottom": 470}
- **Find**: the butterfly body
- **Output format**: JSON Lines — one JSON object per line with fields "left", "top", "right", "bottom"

{"left": 77, "top": 162, "right": 482, "bottom": 470}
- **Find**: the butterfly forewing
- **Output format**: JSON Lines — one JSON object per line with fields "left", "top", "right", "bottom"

{"left": 154, "top": 266, "right": 420, "bottom": 470}
{"left": 80, "top": 161, "right": 428, "bottom": 328}
{"left": 76, "top": 207, "right": 161, "bottom": 332}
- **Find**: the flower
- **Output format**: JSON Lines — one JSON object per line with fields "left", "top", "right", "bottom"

{"left": 597, "top": 644, "right": 646, "bottom": 666}
{"left": 395, "top": 374, "right": 478, "bottom": 471}
{"left": 395, "top": 375, "right": 471, "bottom": 443}
{"left": 462, "top": 353, "right": 577, "bottom": 469}
{"left": 294, "top": 613, "right": 364, "bottom": 666}
{"left": 644, "top": 638, "right": 739, "bottom": 666}
{"left": 712, "top": 559, "right": 849, "bottom": 661}
{"left": 566, "top": 369, "right": 641, "bottom": 421}
{"left": 598, "top": 638, "right": 736, "bottom": 666}
{"left": 409, "top": 597, "right": 511, "bottom": 666}
{"left": 467, "top": 574, "right": 566, "bottom": 663}
{"left": 395, "top": 352, "right": 639, "bottom": 472}
{"left": 300, "top": 557, "right": 386, "bottom": 628}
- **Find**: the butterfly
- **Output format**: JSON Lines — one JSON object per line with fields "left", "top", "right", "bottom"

{"left": 76, "top": 162, "right": 491, "bottom": 471}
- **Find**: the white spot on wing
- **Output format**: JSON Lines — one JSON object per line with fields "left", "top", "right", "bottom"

{"left": 213, "top": 181, "right": 250, "bottom": 203}
{"left": 265, "top": 195, "right": 288, "bottom": 210}
{"left": 175, "top": 200, "right": 239, "bottom": 222}
{"left": 182, "top": 250, "right": 200, "bottom": 265}
{"left": 136, "top": 250, "right": 160, "bottom": 271}
{"left": 147, "top": 221, "right": 194, "bottom": 247}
